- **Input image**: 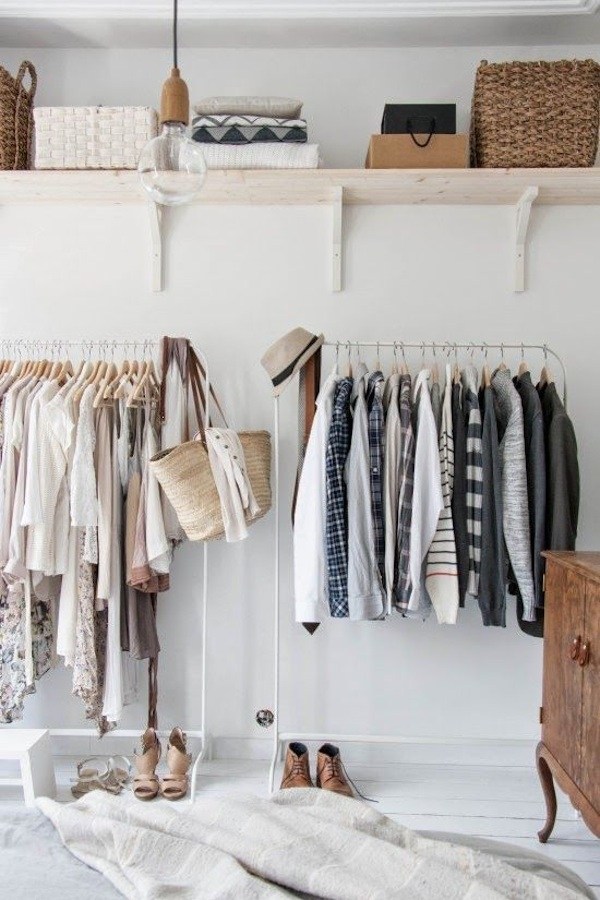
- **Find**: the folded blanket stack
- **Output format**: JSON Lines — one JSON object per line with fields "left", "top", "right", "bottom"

{"left": 192, "top": 96, "right": 320, "bottom": 169}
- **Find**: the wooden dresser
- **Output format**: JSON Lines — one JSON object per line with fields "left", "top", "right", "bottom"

{"left": 537, "top": 551, "right": 600, "bottom": 842}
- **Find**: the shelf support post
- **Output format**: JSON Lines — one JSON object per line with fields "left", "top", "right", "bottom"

{"left": 331, "top": 186, "right": 343, "bottom": 292}
{"left": 148, "top": 201, "right": 163, "bottom": 292}
{"left": 514, "top": 186, "right": 539, "bottom": 293}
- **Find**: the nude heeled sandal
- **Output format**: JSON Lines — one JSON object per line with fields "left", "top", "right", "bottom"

{"left": 133, "top": 728, "right": 161, "bottom": 801}
{"left": 160, "top": 727, "right": 192, "bottom": 801}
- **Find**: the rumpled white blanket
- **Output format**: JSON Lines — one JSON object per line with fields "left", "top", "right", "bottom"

{"left": 37, "top": 788, "right": 586, "bottom": 899}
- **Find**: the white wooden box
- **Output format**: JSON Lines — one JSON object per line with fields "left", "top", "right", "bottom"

{"left": 33, "top": 106, "right": 158, "bottom": 170}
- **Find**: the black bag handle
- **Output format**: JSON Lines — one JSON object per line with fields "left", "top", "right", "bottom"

{"left": 407, "top": 117, "right": 436, "bottom": 148}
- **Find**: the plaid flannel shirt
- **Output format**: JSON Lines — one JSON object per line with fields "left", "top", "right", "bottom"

{"left": 367, "top": 372, "right": 385, "bottom": 586}
{"left": 394, "top": 374, "right": 415, "bottom": 610}
{"left": 325, "top": 377, "right": 353, "bottom": 617}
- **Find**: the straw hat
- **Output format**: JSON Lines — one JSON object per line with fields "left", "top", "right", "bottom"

{"left": 261, "top": 327, "right": 324, "bottom": 397}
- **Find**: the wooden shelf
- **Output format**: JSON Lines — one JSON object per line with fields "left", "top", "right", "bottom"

{"left": 2, "top": 167, "right": 600, "bottom": 206}
{"left": 2, "top": 168, "right": 599, "bottom": 293}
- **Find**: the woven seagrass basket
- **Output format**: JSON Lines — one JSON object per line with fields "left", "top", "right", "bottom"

{"left": 0, "top": 61, "right": 37, "bottom": 170}
{"left": 150, "top": 430, "right": 272, "bottom": 542}
{"left": 470, "top": 59, "right": 600, "bottom": 168}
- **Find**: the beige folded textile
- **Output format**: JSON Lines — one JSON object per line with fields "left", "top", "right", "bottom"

{"left": 193, "top": 96, "right": 303, "bottom": 117}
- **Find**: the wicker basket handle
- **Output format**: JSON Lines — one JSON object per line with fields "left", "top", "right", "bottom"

{"left": 15, "top": 60, "right": 37, "bottom": 101}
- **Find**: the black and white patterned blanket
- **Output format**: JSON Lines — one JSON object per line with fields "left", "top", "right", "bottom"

{"left": 191, "top": 114, "right": 307, "bottom": 144}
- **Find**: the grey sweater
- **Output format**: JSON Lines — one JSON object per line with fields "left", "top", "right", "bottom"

{"left": 514, "top": 372, "right": 546, "bottom": 627}
{"left": 492, "top": 368, "right": 536, "bottom": 622}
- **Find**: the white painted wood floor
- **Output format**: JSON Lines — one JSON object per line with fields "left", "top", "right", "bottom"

{"left": 1, "top": 755, "right": 599, "bottom": 897}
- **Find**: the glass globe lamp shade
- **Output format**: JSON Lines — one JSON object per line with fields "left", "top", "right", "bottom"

{"left": 138, "top": 122, "right": 206, "bottom": 206}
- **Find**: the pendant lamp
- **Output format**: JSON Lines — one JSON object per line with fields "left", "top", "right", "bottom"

{"left": 138, "top": 0, "right": 206, "bottom": 205}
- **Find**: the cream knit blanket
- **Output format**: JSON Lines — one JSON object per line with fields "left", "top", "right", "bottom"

{"left": 38, "top": 788, "right": 584, "bottom": 899}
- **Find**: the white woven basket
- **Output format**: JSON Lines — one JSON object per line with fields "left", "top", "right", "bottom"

{"left": 33, "top": 106, "right": 158, "bottom": 169}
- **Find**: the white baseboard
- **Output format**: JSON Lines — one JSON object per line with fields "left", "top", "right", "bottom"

{"left": 45, "top": 733, "right": 537, "bottom": 768}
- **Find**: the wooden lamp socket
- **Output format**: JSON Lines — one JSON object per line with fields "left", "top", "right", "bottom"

{"left": 160, "top": 67, "right": 190, "bottom": 126}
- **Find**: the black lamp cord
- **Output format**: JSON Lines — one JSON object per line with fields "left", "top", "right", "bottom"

{"left": 173, "top": 0, "right": 178, "bottom": 69}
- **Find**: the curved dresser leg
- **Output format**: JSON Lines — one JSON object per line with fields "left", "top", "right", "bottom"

{"left": 536, "top": 743, "right": 557, "bottom": 843}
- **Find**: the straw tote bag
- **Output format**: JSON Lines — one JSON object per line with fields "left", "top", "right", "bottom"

{"left": 150, "top": 346, "right": 271, "bottom": 542}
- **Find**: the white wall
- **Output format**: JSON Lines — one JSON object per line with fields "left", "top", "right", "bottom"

{"left": 0, "top": 43, "right": 598, "bottom": 747}
{"left": 3, "top": 43, "right": 600, "bottom": 167}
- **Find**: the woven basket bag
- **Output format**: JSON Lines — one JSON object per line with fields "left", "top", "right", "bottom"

{"left": 150, "top": 430, "right": 272, "bottom": 542}
{"left": 150, "top": 341, "right": 271, "bottom": 542}
{"left": 0, "top": 61, "right": 37, "bottom": 170}
{"left": 470, "top": 59, "right": 600, "bottom": 168}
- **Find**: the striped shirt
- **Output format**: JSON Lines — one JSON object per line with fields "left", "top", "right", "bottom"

{"left": 366, "top": 371, "right": 385, "bottom": 587}
{"left": 462, "top": 365, "right": 483, "bottom": 598}
{"left": 426, "top": 366, "right": 460, "bottom": 624}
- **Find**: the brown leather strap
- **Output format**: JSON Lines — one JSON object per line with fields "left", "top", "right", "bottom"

{"left": 291, "top": 347, "right": 321, "bottom": 523}
{"left": 188, "top": 346, "right": 228, "bottom": 431}
{"left": 147, "top": 608, "right": 158, "bottom": 730}
{"left": 159, "top": 336, "right": 229, "bottom": 443}
{"left": 158, "top": 336, "right": 170, "bottom": 424}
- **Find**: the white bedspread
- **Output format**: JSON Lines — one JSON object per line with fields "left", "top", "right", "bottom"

{"left": 38, "top": 788, "right": 587, "bottom": 899}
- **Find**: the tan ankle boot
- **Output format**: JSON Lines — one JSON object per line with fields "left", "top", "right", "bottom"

{"left": 133, "top": 728, "right": 161, "bottom": 800}
{"left": 280, "top": 742, "right": 313, "bottom": 789}
{"left": 316, "top": 744, "right": 353, "bottom": 797}
{"left": 160, "top": 727, "right": 192, "bottom": 800}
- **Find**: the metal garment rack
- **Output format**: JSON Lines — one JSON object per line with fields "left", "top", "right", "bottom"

{"left": 1, "top": 339, "right": 211, "bottom": 803}
{"left": 268, "top": 340, "right": 567, "bottom": 792}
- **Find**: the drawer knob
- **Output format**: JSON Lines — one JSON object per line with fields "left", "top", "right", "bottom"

{"left": 570, "top": 635, "right": 582, "bottom": 661}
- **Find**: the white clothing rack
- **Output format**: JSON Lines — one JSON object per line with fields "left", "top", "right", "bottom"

{"left": 268, "top": 340, "right": 567, "bottom": 792}
{"left": 0, "top": 338, "right": 211, "bottom": 802}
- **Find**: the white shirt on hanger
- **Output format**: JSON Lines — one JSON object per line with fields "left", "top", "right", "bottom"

{"left": 425, "top": 366, "right": 460, "bottom": 624}
{"left": 406, "top": 369, "right": 444, "bottom": 618}
{"left": 57, "top": 383, "right": 98, "bottom": 665}
{"left": 144, "top": 421, "right": 172, "bottom": 571}
{"left": 293, "top": 367, "right": 339, "bottom": 624}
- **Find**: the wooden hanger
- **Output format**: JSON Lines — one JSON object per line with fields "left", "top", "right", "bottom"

{"left": 108, "top": 356, "right": 137, "bottom": 401}
{"left": 73, "top": 358, "right": 105, "bottom": 405}
{"left": 518, "top": 345, "right": 529, "bottom": 377}
{"left": 539, "top": 346, "right": 553, "bottom": 387}
{"left": 93, "top": 361, "right": 118, "bottom": 408}
{"left": 63, "top": 359, "right": 92, "bottom": 401}
{"left": 128, "top": 353, "right": 159, "bottom": 407}
{"left": 56, "top": 358, "right": 74, "bottom": 385}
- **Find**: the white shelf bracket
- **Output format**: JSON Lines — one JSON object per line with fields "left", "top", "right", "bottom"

{"left": 331, "top": 186, "right": 343, "bottom": 292}
{"left": 513, "top": 186, "right": 539, "bottom": 293}
{"left": 148, "top": 201, "right": 163, "bottom": 292}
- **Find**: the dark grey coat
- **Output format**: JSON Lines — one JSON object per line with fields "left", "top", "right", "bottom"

{"left": 478, "top": 386, "right": 506, "bottom": 627}
{"left": 451, "top": 382, "right": 469, "bottom": 607}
